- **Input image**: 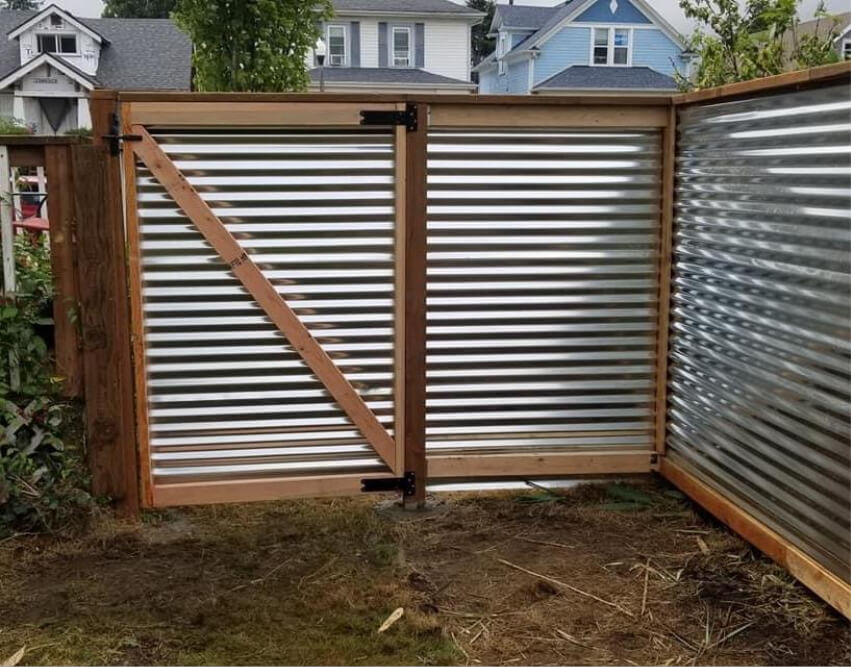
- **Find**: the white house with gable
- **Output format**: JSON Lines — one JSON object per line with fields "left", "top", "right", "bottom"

{"left": 307, "top": 0, "right": 484, "bottom": 93}
{"left": 0, "top": 4, "right": 190, "bottom": 135}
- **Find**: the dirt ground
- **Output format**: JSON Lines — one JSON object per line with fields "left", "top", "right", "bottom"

{"left": 0, "top": 478, "right": 848, "bottom": 666}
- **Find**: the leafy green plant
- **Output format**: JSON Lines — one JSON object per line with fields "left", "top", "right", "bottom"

{"left": 63, "top": 127, "right": 93, "bottom": 138}
{"left": 0, "top": 398, "right": 92, "bottom": 535}
{"left": 173, "top": 0, "right": 333, "bottom": 92}
{"left": 678, "top": 0, "right": 841, "bottom": 90}
{"left": 0, "top": 231, "right": 93, "bottom": 536}
{"left": 1, "top": 235, "right": 53, "bottom": 396}
{"left": 0, "top": 116, "right": 31, "bottom": 136}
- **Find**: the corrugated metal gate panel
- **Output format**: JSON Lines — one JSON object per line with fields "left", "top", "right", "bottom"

{"left": 669, "top": 83, "right": 851, "bottom": 581}
{"left": 135, "top": 129, "right": 396, "bottom": 484}
{"left": 425, "top": 129, "right": 662, "bottom": 457}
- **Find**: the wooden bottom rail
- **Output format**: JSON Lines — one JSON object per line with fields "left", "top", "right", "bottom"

{"left": 428, "top": 450, "right": 655, "bottom": 478}
{"left": 660, "top": 458, "right": 851, "bottom": 620}
{"left": 152, "top": 472, "right": 394, "bottom": 507}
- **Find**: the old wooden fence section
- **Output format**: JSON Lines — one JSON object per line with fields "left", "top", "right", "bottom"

{"left": 22, "top": 62, "right": 851, "bottom": 617}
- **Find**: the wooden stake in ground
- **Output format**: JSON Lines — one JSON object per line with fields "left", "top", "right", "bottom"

{"left": 378, "top": 607, "right": 404, "bottom": 633}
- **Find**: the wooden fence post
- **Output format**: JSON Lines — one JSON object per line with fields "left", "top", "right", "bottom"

{"left": 73, "top": 92, "right": 139, "bottom": 515}
{"left": 654, "top": 105, "right": 677, "bottom": 458}
{"left": 401, "top": 103, "right": 428, "bottom": 509}
{"left": 44, "top": 144, "right": 83, "bottom": 398}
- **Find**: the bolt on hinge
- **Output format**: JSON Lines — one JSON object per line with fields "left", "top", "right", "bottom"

{"left": 360, "top": 103, "right": 418, "bottom": 132}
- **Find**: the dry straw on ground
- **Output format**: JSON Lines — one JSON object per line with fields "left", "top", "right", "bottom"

{"left": 0, "top": 479, "right": 847, "bottom": 665}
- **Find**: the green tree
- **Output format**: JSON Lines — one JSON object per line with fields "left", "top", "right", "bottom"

{"left": 468, "top": 0, "right": 495, "bottom": 65}
{"left": 173, "top": 0, "right": 331, "bottom": 92}
{"left": 2, "top": 0, "right": 41, "bottom": 9}
{"left": 102, "top": 0, "right": 176, "bottom": 18}
{"left": 679, "top": 0, "right": 840, "bottom": 90}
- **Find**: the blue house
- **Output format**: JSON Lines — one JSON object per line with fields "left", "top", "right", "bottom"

{"left": 476, "top": 0, "right": 690, "bottom": 95}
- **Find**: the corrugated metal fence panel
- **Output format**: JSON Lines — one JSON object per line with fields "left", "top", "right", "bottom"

{"left": 136, "top": 129, "right": 396, "bottom": 484}
{"left": 426, "top": 129, "right": 662, "bottom": 457}
{"left": 669, "top": 82, "right": 851, "bottom": 581}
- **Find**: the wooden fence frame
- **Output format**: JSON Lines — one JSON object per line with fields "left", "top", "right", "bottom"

{"left": 23, "top": 61, "right": 847, "bottom": 615}
{"left": 0, "top": 135, "right": 86, "bottom": 399}
{"left": 105, "top": 90, "right": 672, "bottom": 510}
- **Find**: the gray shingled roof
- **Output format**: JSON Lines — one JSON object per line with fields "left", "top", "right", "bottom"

{"left": 0, "top": 9, "right": 191, "bottom": 90}
{"left": 510, "top": 0, "right": 583, "bottom": 53}
{"left": 309, "top": 67, "right": 473, "bottom": 86}
{"left": 494, "top": 4, "right": 558, "bottom": 30}
{"left": 332, "top": 0, "right": 482, "bottom": 15}
{"left": 534, "top": 65, "right": 678, "bottom": 90}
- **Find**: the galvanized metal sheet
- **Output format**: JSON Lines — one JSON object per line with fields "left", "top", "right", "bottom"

{"left": 426, "top": 129, "right": 662, "bottom": 457}
{"left": 135, "top": 129, "right": 396, "bottom": 484}
{"left": 668, "top": 82, "right": 851, "bottom": 582}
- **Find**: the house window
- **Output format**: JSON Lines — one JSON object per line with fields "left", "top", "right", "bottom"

{"left": 843, "top": 38, "right": 851, "bottom": 60}
{"left": 50, "top": 14, "right": 62, "bottom": 27}
{"left": 392, "top": 26, "right": 411, "bottom": 67}
{"left": 327, "top": 24, "right": 346, "bottom": 66}
{"left": 498, "top": 32, "right": 507, "bottom": 75}
{"left": 592, "top": 27, "right": 631, "bottom": 66}
{"left": 37, "top": 34, "right": 77, "bottom": 54}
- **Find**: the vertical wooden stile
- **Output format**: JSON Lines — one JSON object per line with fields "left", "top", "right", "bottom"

{"left": 121, "top": 103, "right": 153, "bottom": 507}
{"left": 401, "top": 102, "right": 428, "bottom": 508}
{"left": 44, "top": 144, "right": 83, "bottom": 398}
{"left": 654, "top": 105, "right": 677, "bottom": 457}
{"left": 74, "top": 92, "right": 139, "bottom": 515}
{"left": 393, "top": 112, "right": 407, "bottom": 476}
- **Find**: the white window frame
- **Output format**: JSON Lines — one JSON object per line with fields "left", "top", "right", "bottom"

{"left": 36, "top": 33, "right": 78, "bottom": 55}
{"left": 326, "top": 24, "right": 347, "bottom": 67}
{"left": 391, "top": 26, "right": 412, "bottom": 68}
{"left": 498, "top": 31, "right": 507, "bottom": 75}
{"left": 589, "top": 26, "right": 633, "bottom": 67}
{"left": 842, "top": 38, "right": 851, "bottom": 61}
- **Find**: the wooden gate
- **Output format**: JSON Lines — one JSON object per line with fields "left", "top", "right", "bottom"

{"left": 115, "top": 98, "right": 427, "bottom": 508}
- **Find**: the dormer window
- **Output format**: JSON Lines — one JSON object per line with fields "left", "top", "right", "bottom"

{"left": 37, "top": 33, "right": 77, "bottom": 54}
{"left": 326, "top": 24, "right": 346, "bottom": 66}
{"left": 592, "top": 27, "right": 631, "bottom": 66}
{"left": 50, "top": 14, "right": 62, "bottom": 27}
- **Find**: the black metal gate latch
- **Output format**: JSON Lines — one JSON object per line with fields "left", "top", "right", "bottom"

{"left": 361, "top": 471, "right": 416, "bottom": 497}
{"left": 102, "top": 112, "right": 143, "bottom": 156}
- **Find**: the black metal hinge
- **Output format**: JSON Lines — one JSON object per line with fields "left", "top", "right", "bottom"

{"left": 102, "top": 112, "right": 142, "bottom": 157}
{"left": 360, "top": 103, "right": 418, "bottom": 132}
{"left": 361, "top": 471, "right": 416, "bottom": 497}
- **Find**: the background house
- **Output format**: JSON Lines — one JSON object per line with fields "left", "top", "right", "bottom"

{"left": 476, "top": 0, "right": 690, "bottom": 95}
{"left": 783, "top": 11, "right": 851, "bottom": 64}
{"left": 0, "top": 4, "right": 190, "bottom": 135}
{"left": 307, "top": 0, "right": 483, "bottom": 94}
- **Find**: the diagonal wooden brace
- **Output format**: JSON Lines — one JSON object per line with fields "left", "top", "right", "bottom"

{"left": 130, "top": 126, "right": 398, "bottom": 471}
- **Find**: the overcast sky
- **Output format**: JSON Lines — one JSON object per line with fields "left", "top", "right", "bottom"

{"left": 34, "top": 0, "right": 851, "bottom": 33}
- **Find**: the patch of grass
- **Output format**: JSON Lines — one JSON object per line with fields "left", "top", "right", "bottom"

{"left": 0, "top": 480, "right": 847, "bottom": 666}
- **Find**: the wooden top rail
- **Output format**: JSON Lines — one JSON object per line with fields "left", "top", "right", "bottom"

{"left": 97, "top": 89, "right": 672, "bottom": 107}
{"left": 0, "top": 135, "right": 90, "bottom": 167}
{"left": 673, "top": 61, "right": 851, "bottom": 106}
{"left": 0, "top": 135, "right": 88, "bottom": 145}
{"left": 97, "top": 62, "right": 850, "bottom": 113}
